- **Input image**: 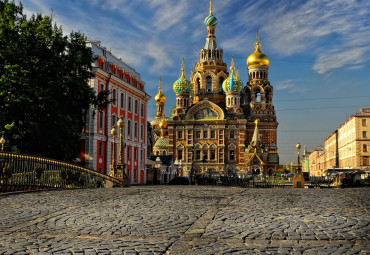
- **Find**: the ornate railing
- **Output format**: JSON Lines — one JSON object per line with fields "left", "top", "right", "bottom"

{"left": 0, "top": 152, "right": 123, "bottom": 192}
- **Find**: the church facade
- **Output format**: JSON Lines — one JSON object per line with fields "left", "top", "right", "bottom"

{"left": 151, "top": 1, "right": 279, "bottom": 178}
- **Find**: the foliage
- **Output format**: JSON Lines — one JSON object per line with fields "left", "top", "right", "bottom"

{"left": 0, "top": 0, "right": 98, "bottom": 160}
{"left": 168, "top": 177, "right": 189, "bottom": 185}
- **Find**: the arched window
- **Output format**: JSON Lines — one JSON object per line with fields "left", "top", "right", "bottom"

{"left": 127, "top": 120, "right": 131, "bottom": 136}
{"left": 256, "top": 90, "right": 262, "bottom": 103}
{"left": 219, "top": 77, "right": 224, "bottom": 92}
{"left": 230, "top": 150, "right": 235, "bottom": 161}
{"left": 206, "top": 76, "right": 212, "bottom": 92}
{"left": 265, "top": 90, "right": 270, "bottom": 103}
{"left": 196, "top": 78, "right": 201, "bottom": 94}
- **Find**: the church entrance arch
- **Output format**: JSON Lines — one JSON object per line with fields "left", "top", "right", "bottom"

{"left": 251, "top": 165, "right": 261, "bottom": 175}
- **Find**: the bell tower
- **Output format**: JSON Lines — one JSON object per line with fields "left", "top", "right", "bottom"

{"left": 191, "top": 0, "right": 228, "bottom": 106}
{"left": 244, "top": 29, "right": 278, "bottom": 155}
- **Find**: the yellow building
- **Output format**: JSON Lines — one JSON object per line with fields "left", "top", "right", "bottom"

{"left": 151, "top": 1, "right": 279, "bottom": 178}
{"left": 308, "top": 108, "right": 370, "bottom": 176}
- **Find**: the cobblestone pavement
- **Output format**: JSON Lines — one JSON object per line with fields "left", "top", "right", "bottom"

{"left": 0, "top": 186, "right": 369, "bottom": 255}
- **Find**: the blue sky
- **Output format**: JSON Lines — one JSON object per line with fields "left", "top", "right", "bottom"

{"left": 19, "top": 0, "right": 370, "bottom": 164}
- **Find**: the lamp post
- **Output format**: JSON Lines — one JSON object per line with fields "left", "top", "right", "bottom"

{"left": 116, "top": 117, "right": 126, "bottom": 178}
{"left": 296, "top": 141, "right": 301, "bottom": 176}
{"left": 0, "top": 137, "right": 5, "bottom": 152}
{"left": 109, "top": 127, "right": 117, "bottom": 177}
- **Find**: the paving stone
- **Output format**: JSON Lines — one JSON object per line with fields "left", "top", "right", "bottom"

{"left": 0, "top": 187, "right": 369, "bottom": 254}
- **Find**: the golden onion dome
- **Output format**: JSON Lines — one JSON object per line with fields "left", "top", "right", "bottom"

{"left": 159, "top": 119, "right": 168, "bottom": 129}
{"left": 247, "top": 29, "right": 269, "bottom": 68}
{"left": 154, "top": 77, "right": 166, "bottom": 104}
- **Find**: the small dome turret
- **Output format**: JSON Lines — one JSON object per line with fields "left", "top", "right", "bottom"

{"left": 204, "top": 0, "right": 218, "bottom": 27}
{"left": 247, "top": 29, "right": 269, "bottom": 68}
{"left": 222, "top": 56, "right": 242, "bottom": 93}
{"left": 173, "top": 57, "right": 191, "bottom": 94}
{"left": 159, "top": 119, "right": 168, "bottom": 129}
{"left": 155, "top": 77, "right": 166, "bottom": 104}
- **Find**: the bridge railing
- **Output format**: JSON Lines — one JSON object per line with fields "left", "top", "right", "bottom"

{"left": 0, "top": 152, "right": 123, "bottom": 192}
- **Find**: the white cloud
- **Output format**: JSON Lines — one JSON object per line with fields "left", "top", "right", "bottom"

{"left": 313, "top": 46, "right": 370, "bottom": 74}
{"left": 238, "top": 0, "right": 370, "bottom": 74}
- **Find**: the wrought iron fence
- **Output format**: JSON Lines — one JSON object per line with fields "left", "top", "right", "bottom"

{"left": 193, "top": 175, "right": 291, "bottom": 188}
{"left": 0, "top": 152, "right": 123, "bottom": 192}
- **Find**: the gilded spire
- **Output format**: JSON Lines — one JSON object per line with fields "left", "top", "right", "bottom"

{"left": 181, "top": 57, "right": 185, "bottom": 77}
{"left": 236, "top": 66, "right": 240, "bottom": 78}
{"left": 230, "top": 55, "right": 235, "bottom": 72}
{"left": 255, "top": 27, "right": 261, "bottom": 49}
{"left": 251, "top": 119, "right": 262, "bottom": 148}
{"left": 158, "top": 77, "right": 162, "bottom": 92}
{"left": 209, "top": 0, "right": 213, "bottom": 15}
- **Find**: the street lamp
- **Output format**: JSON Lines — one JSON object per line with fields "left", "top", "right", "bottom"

{"left": 0, "top": 137, "right": 5, "bottom": 152}
{"left": 116, "top": 116, "right": 126, "bottom": 178}
{"left": 296, "top": 141, "right": 301, "bottom": 175}
{"left": 109, "top": 126, "right": 117, "bottom": 177}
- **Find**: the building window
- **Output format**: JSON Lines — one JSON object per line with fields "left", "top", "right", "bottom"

{"left": 134, "top": 148, "right": 138, "bottom": 160}
{"left": 204, "top": 131, "right": 208, "bottom": 139}
{"left": 211, "top": 130, "right": 215, "bottom": 139}
{"left": 112, "top": 89, "right": 117, "bottom": 106}
{"left": 127, "top": 147, "right": 131, "bottom": 159}
{"left": 120, "top": 93, "right": 124, "bottom": 109}
{"left": 128, "top": 97, "right": 132, "bottom": 111}
{"left": 100, "top": 83, "right": 104, "bottom": 92}
{"left": 196, "top": 131, "right": 201, "bottom": 139}
{"left": 230, "top": 150, "right": 235, "bottom": 161}
{"left": 256, "top": 91, "right": 261, "bottom": 103}
{"left": 363, "top": 119, "right": 366, "bottom": 126}
{"left": 364, "top": 144, "right": 368, "bottom": 152}
{"left": 141, "top": 103, "right": 144, "bottom": 117}
{"left": 196, "top": 150, "right": 201, "bottom": 160}
{"left": 99, "top": 111, "right": 104, "bottom": 129}
{"left": 363, "top": 156, "right": 369, "bottom": 166}
{"left": 99, "top": 143, "right": 103, "bottom": 156}
{"left": 210, "top": 150, "right": 215, "bottom": 160}
{"left": 178, "top": 150, "right": 183, "bottom": 160}
{"left": 134, "top": 169, "right": 138, "bottom": 179}
{"left": 363, "top": 131, "right": 367, "bottom": 138}
{"left": 112, "top": 115, "right": 117, "bottom": 126}
{"left": 206, "top": 76, "right": 212, "bottom": 92}
{"left": 141, "top": 124, "right": 144, "bottom": 139}
{"left": 134, "top": 99, "right": 138, "bottom": 114}
{"left": 127, "top": 120, "right": 131, "bottom": 136}
{"left": 178, "top": 130, "right": 183, "bottom": 139}
{"left": 219, "top": 77, "right": 224, "bottom": 93}
{"left": 203, "top": 150, "right": 208, "bottom": 160}
{"left": 230, "top": 130, "right": 235, "bottom": 139}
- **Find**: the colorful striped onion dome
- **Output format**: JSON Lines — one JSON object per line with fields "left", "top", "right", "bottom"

{"left": 204, "top": 0, "right": 218, "bottom": 27}
{"left": 173, "top": 57, "right": 191, "bottom": 94}
{"left": 222, "top": 56, "right": 242, "bottom": 93}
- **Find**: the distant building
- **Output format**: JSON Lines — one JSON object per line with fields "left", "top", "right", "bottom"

{"left": 308, "top": 108, "right": 370, "bottom": 176}
{"left": 80, "top": 40, "right": 151, "bottom": 184}
{"left": 150, "top": 2, "right": 279, "bottom": 179}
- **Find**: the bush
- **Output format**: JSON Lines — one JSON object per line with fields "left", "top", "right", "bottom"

{"left": 168, "top": 177, "right": 189, "bottom": 185}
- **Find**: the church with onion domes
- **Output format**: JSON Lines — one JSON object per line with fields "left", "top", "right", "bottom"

{"left": 150, "top": 0, "right": 279, "bottom": 178}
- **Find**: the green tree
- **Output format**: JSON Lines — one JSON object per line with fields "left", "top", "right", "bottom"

{"left": 0, "top": 0, "right": 97, "bottom": 160}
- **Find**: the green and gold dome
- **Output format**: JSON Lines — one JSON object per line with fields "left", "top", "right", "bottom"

{"left": 204, "top": 0, "right": 218, "bottom": 27}
{"left": 222, "top": 56, "right": 242, "bottom": 93}
{"left": 173, "top": 57, "right": 191, "bottom": 94}
{"left": 247, "top": 29, "right": 269, "bottom": 68}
